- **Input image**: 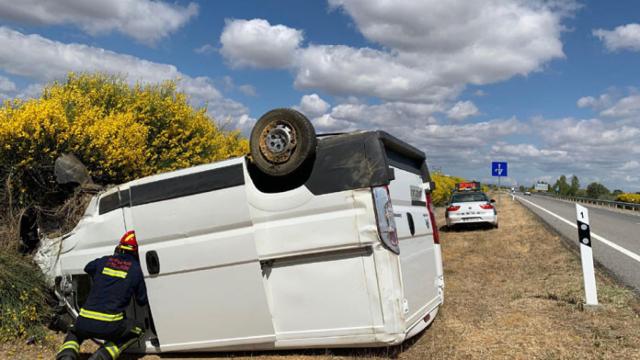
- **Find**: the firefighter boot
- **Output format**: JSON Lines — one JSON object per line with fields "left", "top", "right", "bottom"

{"left": 87, "top": 346, "right": 116, "bottom": 360}
{"left": 55, "top": 348, "right": 78, "bottom": 360}
{"left": 55, "top": 340, "right": 80, "bottom": 360}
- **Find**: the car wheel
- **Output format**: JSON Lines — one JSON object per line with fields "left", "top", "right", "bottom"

{"left": 250, "top": 108, "right": 316, "bottom": 177}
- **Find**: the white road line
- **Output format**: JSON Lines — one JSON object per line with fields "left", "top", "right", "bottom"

{"left": 516, "top": 196, "right": 640, "bottom": 263}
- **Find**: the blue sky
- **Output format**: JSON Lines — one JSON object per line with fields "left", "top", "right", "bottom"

{"left": 0, "top": 0, "right": 639, "bottom": 192}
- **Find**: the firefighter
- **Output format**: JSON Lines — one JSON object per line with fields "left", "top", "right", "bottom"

{"left": 56, "top": 230, "right": 148, "bottom": 360}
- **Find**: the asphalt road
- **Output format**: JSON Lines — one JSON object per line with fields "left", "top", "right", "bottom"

{"left": 514, "top": 193, "right": 640, "bottom": 293}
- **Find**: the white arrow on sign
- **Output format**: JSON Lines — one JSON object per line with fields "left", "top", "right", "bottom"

{"left": 495, "top": 163, "right": 503, "bottom": 176}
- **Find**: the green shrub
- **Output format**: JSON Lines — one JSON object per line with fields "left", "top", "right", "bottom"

{"left": 0, "top": 250, "right": 50, "bottom": 341}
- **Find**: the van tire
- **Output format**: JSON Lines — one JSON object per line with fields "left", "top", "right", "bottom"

{"left": 250, "top": 108, "right": 316, "bottom": 177}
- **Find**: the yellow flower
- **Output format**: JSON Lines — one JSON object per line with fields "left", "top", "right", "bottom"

{"left": 1, "top": 73, "right": 248, "bottom": 203}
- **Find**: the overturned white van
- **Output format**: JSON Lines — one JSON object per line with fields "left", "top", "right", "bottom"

{"left": 37, "top": 109, "right": 444, "bottom": 353}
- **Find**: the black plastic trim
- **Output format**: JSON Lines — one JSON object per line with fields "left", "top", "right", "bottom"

{"left": 301, "top": 131, "right": 430, "bottom": 195}
{"left": 99, "top": 164, "right": 244, "bottom": 214}
{"left": 98, "top": 192, "right": 120, "bottom": 215}
{"left": 411, "top": 200, "right": 427, "bottom": 207}
{"left": 407, "top": 212, "right": 415, "bottom": 236}
{"left": 146, "top": 251, "right": 160, "bottom": 275}
{"left": 130, "top": 164, "right": 244, "bottom": 206}
{"left": 377, "top": 131, "right": 430, "bottom": 182}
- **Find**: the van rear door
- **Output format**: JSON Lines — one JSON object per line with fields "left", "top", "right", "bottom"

{"left": 387, "top": 166, "right": 440, "bottom": 325}
{"left": 377, "top": 134, "right": 440, "bottom": 326}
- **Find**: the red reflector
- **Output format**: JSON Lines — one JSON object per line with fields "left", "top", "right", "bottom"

{"left": 446, "top": 205, "right": 460, "bottom": 212}
{"left": 424, "top": 313, "right": 431, "bottom": 322}
{"left": 480, "top": 203, "right": 494, "bottom": 210}
{"left": 425, "top": 192, "right": 440, "bottom": 244}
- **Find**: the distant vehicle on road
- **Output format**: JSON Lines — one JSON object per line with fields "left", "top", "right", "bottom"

{"left": 445, "top": 191, "right": 498, "bottom": 229}
{"left": 524, "top": 191, "right": 532, "bottom": 196}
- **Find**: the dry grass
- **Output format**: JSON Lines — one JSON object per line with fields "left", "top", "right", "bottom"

{"left": 3, "top": 194, "right": 639, "bottom": 359}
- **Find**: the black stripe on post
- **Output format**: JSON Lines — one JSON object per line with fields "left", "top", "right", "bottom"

{"left": 577, "top": 220, "right": 591, "bottom": 247}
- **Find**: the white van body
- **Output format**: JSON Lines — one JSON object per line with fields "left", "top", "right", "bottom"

{"left": 37, "top": 131, "right": 444, "bottom": 353}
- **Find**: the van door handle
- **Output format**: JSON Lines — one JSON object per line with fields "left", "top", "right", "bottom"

{"left": 146, "top": 251, "right": 160, "bottom": 275}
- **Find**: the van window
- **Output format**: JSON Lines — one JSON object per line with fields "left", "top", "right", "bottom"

{"left": 451, "top": 192, "right": 488, "bottom": 203}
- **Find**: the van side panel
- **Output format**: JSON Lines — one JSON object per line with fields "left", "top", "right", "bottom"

{"left": 130, "top": 162, "right": 276, "bottom": 351}
{"left": 387, "top": 167, "right": 440, "bottom": 326}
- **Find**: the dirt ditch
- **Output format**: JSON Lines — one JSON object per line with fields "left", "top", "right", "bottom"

{"left": 2, "top": 194, "right": 639, "bottom": 359}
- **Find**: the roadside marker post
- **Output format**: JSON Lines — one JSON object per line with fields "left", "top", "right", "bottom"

{"left": 576, "top": 204, "right": 598, "bottom": 306}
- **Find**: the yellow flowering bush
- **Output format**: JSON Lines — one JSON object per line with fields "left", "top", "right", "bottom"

{"left": 431, "top": 172, "right": 466, "bottom": 206}
{"left": 616, "top": 193, "right": 640, "bottom": 204}
{"left": 0, "top": 73, "right": 248, "bottom": 206}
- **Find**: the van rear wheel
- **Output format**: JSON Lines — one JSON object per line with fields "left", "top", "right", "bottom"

{"left": 250, "top": 108, "right": 316, "bottom": 177}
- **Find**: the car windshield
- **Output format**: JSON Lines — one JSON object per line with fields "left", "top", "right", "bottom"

{"left": 451, "top": 192, "right": 489, "bottom": 203}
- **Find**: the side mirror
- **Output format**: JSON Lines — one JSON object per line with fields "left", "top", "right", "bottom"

{"left": 490, "top": 199, "right": 496, "bottom": 203}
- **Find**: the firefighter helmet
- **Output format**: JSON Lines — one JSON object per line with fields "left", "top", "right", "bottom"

{"left": 118, "top": 230, "right": 138, "bottom": 253}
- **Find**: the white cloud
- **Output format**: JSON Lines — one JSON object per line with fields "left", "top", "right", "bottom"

{"left": 220, "top": 19, "right": 303, "bottom": 69}
{"left": 446, "top": 100, "right": 479, "bottom": 121}
{"left": 289, "top": 0, "right": 567, "bottom": 101}
{"left": 194, "top": 44, "right": 216, "bottom": 55}
{"left": 0, "top": 27, "right": 181, "bottom": 82}
{"left": 224, "top": 1, "right": 568, "bottom": 102}
{"left": 577, "top": 96, "right": 596, "bottom": 108}
{"left": 0, "top": 0, "right": 198, "bottom": 44}
{"left": 237, "top": 84, "right": 257, "bottom": 97}
{"left": 16, "top": 83, "right": 43, "bottom": 99}
{"left": 484, "top": 114, "right": 640, "bottom": 190}
{"left": 600, "top": 94, "right": 640, "bottom": 118}
{"left": 536, "top": 118, "right": 640, "bottom": 147}
{"left": 311, "top": 101, "right": 442, "bottom": 132}
{"left": 621, "top": 160, "right": 640, "bottom": 171}
{"left": 473, "top": 89, "right": 487, "bottom": 97}
{"left": 220, "top": 75, "right": 257, "bottom": 97}
{"left": 577, "top": 89, "right": 640, "bottom": 119}
{"left": 491, "top": 143, "right": 568, "bottom": 160}
{"left": 294, "top": 44, "right": 460, "bottom": 102}
{"left": 594, "top": 23, "right": 640, "bottom": 52}
{"left": 296, "top": 94, "right": 330, "bottom": 118}
{"left": 0, "top": 75, "right": 16, "bottom": 92}
{"left": 532, "top": 117, "right": 640, "bottom": 189}
{"left": 0, "top": 27, "right": 250, "bottom": 130}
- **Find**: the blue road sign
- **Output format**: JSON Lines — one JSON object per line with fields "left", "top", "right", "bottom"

{"left": 492, "top": 162, "right": 508, "bottom": 177}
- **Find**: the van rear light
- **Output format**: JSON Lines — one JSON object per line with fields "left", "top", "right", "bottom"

{"left": 446, "top": 205, "right": 460, "bottom": 212}
{"left": 480, "top": 203, "right": 494, "bottom": 210}
{"left": 425, "top": 192, "right": 440, "bottom": 244}
{"left": 372, "top": 186, "right": 399, "bottom": 254}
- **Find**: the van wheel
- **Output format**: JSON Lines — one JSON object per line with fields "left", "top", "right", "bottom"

{"left": 250, "top": 108, "right": 316, "bottom": 177}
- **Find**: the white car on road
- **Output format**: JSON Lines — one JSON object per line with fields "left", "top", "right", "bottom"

{"left": 445, "top": 191, "right": 498, "bottom": 229}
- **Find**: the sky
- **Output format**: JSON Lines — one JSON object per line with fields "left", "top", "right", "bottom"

{"left": 0, "top": 0, "right": 639, "bottom": 191}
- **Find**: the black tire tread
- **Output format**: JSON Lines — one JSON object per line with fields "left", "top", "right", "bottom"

{"left": 249, "top": 108, "right": 316, "bottom": 177}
